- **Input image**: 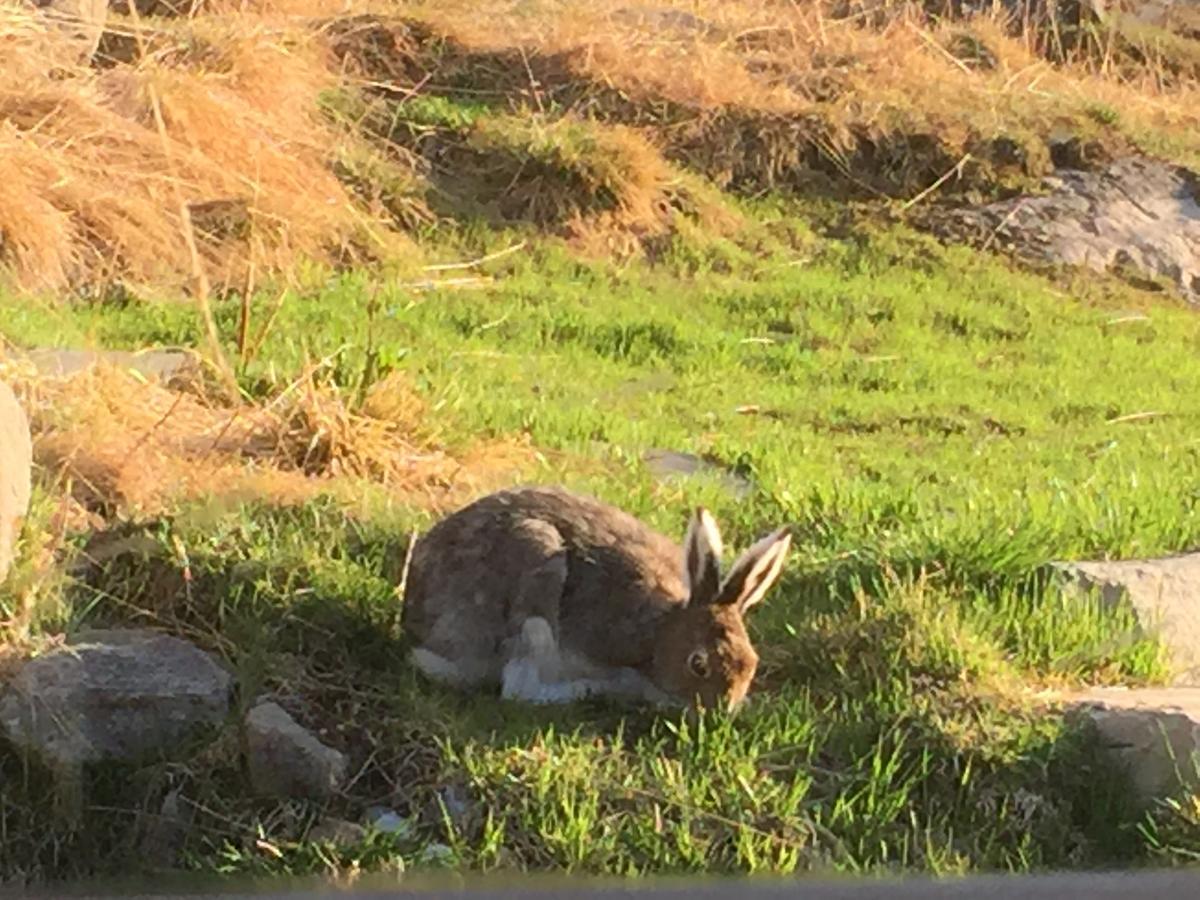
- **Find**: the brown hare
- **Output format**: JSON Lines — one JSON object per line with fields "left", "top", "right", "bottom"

{"left": 401, "top": 486, "right": 791, "bottom": 710}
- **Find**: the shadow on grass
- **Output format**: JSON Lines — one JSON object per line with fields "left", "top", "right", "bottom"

{"left": 0, "top": 505, "right": 1160, "bottom": 883}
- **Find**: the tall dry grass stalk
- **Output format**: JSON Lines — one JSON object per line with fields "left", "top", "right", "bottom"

{"left": 0, "top": 351, "right": 536, "bottom": 517}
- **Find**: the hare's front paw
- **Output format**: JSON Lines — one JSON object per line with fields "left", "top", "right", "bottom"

{"left": 635, "top": 679, "right": 680, "bottom": 708}
{"left": 500, "top": 655, "right": 541, "bottom": 702}
{"left": 518, "top": 616, "right": 558, "bottom": 657}
{"left": 604, "top": 667, "right": 674, "bottom": 705}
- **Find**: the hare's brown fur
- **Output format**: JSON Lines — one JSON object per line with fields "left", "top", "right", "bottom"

{"left": 401, "top": 485, "right": 790, "bottom": 708}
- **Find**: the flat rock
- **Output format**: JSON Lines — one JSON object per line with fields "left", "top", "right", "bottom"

{"left": 1068, "top": 687, "right": 1200, "bottom": 802}
{"left": 13, "top": 348, "right": 201, "bottom": 388}
{"left": 0, "top": 629, "right": 232, "bottom": 768}
{"left": 930, "top": 156, "right": 1200, "bottom": 303}
{"left": 1054, "top": 554, "right": 1200, "bottom": 684}
{"left": 244, "top": 701, "right": 347, "bottom": 801}
{"left": 0, "top": 380, "right": 32, "bottom": 584}
{"left": 642, "top": 449, "right": 753, "bottom": 499}
{"left": 365, "top": 805, "right": 413, "bottom": 836}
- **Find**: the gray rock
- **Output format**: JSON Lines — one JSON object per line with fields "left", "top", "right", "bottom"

{"left": 308, "top": 816, "right": 367, "bottom": 845}
{"left": 1099, "top": 0, "right": 1200, "bottom": 35}
{"left": 139, "top": 786, "right": 194, "bottom": 868}
{"left": 0, "top": 629, "right": 232, "bottom": 768}
{"left": 244, "top": 701, "right": 347, "bottom": 801}
{"left": 610, "top": 6, "right": 724, "bottom": 38}
{"left": 420, "top": 781, "right": 479, "bottom": 835}
{"left": 364, "top": 805, "right": 412, "bottom": 836}
{"left": 642, "top": 449, "right": 754, "bottom": 499}
{"left": 15, "top": 348, "right": 200, "bottom": 388}
{"left": 437, "top": 782, "right": 475, "bottom": 829}
{"left": 1068, "top": 687, "right": 1200, "bottom": 802}
{"left": 0, "top": 381, "right": 32, "bottom": 584}
{"left": 931, "top": 157, "right": 1200, "bottom": 303}
{"left": 417, "top": 842, "right": 457, "bottom": 866}
{"left": 1055, "top": 554, "right": 1200, "bottom": 684}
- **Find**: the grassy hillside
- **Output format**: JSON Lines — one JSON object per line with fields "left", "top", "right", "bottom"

{"left": 5, "top": 224, "right": 1200, "bottom": 882}
{"left": 3, "top": 0, "right": 1200, "bottom": 888}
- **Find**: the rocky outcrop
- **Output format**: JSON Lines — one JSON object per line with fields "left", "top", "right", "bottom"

{"left": 930, "top": 157, "right": 1200, "bottom": 303}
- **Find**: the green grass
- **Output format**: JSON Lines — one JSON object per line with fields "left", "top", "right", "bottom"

{"left": 2, "top": 215, "right": 1199, "bottom": 883}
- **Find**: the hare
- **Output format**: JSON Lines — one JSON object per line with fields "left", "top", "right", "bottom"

{"left": 401, "top": 485, "right": 791, "bottom": 711}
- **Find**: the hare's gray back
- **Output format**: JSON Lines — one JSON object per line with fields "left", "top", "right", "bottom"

{"left": 401, "top": 486, "right": 687, "bottom": 683}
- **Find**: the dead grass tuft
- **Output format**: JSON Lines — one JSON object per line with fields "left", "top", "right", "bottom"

{"left": 404, "top": 0, "right": 1200, "bottom": 196}
{"left": 0, "top": 356, "right": 534, "bottom": 518}
{"left": 0, "top": 8, "right": 402, "bottom": 295}
{"left": 345, "top": 82, "right": 740, "bottom": 249}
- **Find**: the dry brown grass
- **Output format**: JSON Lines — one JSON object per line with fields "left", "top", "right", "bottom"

{"left": 1, "top": 0, "right": 1197, "bottom": 294}
{"left": 419, "top": 0, "right": 1200, "bottom": 115}
{"left": 393, "top": 110, "right": 739, "bottom": 250}
{"left": 410, "top": 0, "right": 1200, "bottom": 194}
{"left": 0, "top": 6, "right": 404, "bottom": 295}
{"left": 0, "top": 354, "right": 536, "bottom": 519}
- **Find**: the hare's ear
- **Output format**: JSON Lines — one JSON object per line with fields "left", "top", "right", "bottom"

{"left": 715, "top": 526, "right": 792, "bottom": 614}
{"left": 683, "top": 507, "right": 723, "bottom": 605}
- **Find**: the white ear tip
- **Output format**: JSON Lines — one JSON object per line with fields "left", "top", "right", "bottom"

{"left": 696, "top": 507, "right": 723, "bottom": 557}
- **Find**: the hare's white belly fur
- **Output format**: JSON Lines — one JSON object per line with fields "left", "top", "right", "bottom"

{"left": 412, "top": 617, "right": 669, "bottom": 705}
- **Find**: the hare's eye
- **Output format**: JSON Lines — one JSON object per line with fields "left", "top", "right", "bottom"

{"left": 687, "top": 649, "right": 710, "bottom": 679}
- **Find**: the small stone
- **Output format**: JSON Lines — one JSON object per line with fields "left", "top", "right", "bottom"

{"left": 364, "top": 805, "right": 412, "bottom": 837}
{"left": 139, "top": 786, "right": 194, "bottom": 868}
{"left": 642, "top": 448, "right": 753, "bottom": 499}
{"left": 1068, "top": 687, "right": 1200, "bottom": 803}
{"left": 0, "top": 629, "right": 232, "bottom": 768}
{"left": 244, "top": 702, "right": 347, "bottom": 801}
{"left": 417, "top": 842, "right": 456, "bottom": 866}
{"left": 0, "top": 380, "right": 32, "bottom": 585}
{"left": 419, "top": 780, "right": 479, "bottom": 833}
{"left": 308, "top": 817, "right": 367, "bottom": 846}
{"left": 611, "top": 6, "right": 724, "bottom": 38}
{"left": 439, "top": 783, "right": 473, "bottom": 824}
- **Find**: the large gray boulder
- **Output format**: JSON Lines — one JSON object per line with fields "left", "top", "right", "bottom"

{"left": 1068, "top": 687, "right": 1200, "bottom": 802}
{"left": 0, "top": 629, "right": 232, "bottom": 768}
{"left": 244, "top": 701, "right": 347, "bottom": 801}
{"left": 0, "top": 380, "right": 32, "bottom": 585}
{"left": 932, "top": 157, "right": 1200, "bottom": 304}
{"left": 1055, "top": 554, "right": 1200, "bottom": 684}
